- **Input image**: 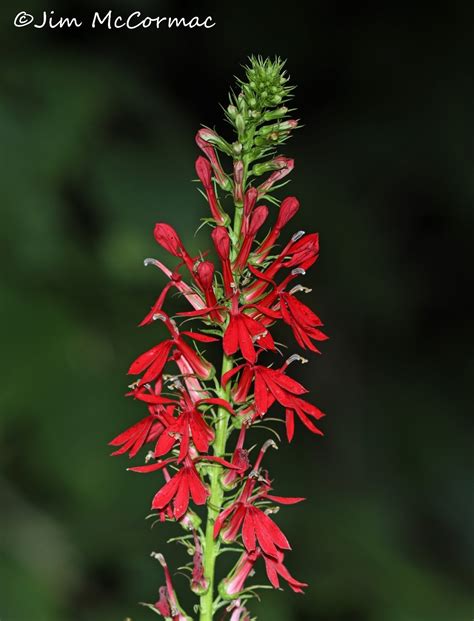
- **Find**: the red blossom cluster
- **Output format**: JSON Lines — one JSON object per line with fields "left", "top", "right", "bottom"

{"left": 109, "top": 57, "right": 328, "bottom": 620}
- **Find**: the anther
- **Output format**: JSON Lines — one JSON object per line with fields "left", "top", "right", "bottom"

{"left": 151, "top": 552, "right": 167, "bottom": 567}
{"left": 291, "top": 230, "right": 305, "bottom": 242}
{"left": 285, "top": 353, "right": 308, "bottom": 366}
{"left": 289, "top": 284, "right": 312, "bottom": 295}
{"left": 291, "top": 268, "right": 306, "bottom": 276}
{"left": 144, "top": 258, "right": 159, "bottom": 267}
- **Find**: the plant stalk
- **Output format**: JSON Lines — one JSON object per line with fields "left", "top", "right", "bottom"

{"left": 199, "top": 353, "right": 233, "bottom": 620}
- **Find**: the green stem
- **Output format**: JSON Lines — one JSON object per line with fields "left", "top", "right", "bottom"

{"left": 199, "top": 158, "right": 249, "bottom": 620}
{"left": 199, "top": 353, "right": 233, "bottom": 621}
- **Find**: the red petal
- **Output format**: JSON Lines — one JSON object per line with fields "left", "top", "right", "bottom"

{"left": 264, "top": 494, "right": 305, "bottom": 505}
{"left": 187, "top": 466, "right": 209, "bottom": 506}
{"left": 221, "top": 363, "right": 246, "bottom": 387}
{"left": 242, "top": 510, "right": 257, "bottom": 553}
{"left": 128, "top": 341, "right": 170, "bottom": 375}
{"left": 181, "top": 331, "right": 219, "bottom": 343}
{"left": 129, "top": 457, "right": 175, "bottom": 473}
{"left": 173, "top": 473, "right": 190, "bottom": 519}
{"left": 223, "top": 316, "right": 239, "bottom": 356}
{"left": 151, "top": 469, "right": 181, "bottom": 508}
{"left": 198, "top": 398, "right": 235, "bottom": 415}
{"left": 286, "top": 408, "right": 295, "bottom": 442}
{"left": 237, "top": 316, "right": 256, "bottom": 363}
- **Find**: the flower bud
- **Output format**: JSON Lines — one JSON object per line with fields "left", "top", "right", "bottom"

{"left": 263, "top": 106, "right": 288, "bottom": 121}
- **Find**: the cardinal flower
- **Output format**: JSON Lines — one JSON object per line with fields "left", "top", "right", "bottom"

{"left": 241, "top": 187, "right": 258, "bottom": 236}
{"left": 195, "top": 261, "right": 224, "bottom": 322}
{"left": 261, "top": 549, "right": 308, "bottom": 594}
{"left": 223, "top": 360, "right": 325, "bottom": 441}
{"left": 128, "top": 313, "right": 216, "bottom": 385}
{"left": 151, "top": 553, "right": 192, "bottom": 620}
{"left": 257, "top": 156, "right": 294, "bottom": 197}
{"left": 130, "top": 454, "right": 237, "bottom": 520}
{"left": 109, "top": 408, "right": 174, "bottom": 458}
{"left": 279, "top": 289, "right": 328, "bottom": 352}
{"left": 256, "top": 196, "right": 300, "bottom": 261}
{"left": 244, "top": 232, "right": 320, "bottom": 302}
{"left": 195, "top": 128, "right": 230, "bottom": 190}
{"left": 220, "top": 547, "right": 307, "bottom": 598}
{"left": 223, "top": 294, "right": 275, "bottom": 363}
{"left": 211, "top": 226, "right": 234, "bottom": 297}
{"left": 154, "top": 222, "right": 197, "bottom": 274}
{"left": 214, "top": 441, "right": 304, "bottom": 558}
{"left": 233, "top": 204, "right": 269, "bottom": 270}
{"left": 191, "top": 530, "right": 208, "bottom": 594}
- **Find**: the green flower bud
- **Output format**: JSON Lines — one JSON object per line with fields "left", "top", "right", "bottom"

{"left": 227, "top": 104, "right": 238, "bottom": 119}
{"left": 235, "top": 113, "right": 245, "bottom": 135}
{"left": 232, "top": 141, "right": 243, "bottom": 155}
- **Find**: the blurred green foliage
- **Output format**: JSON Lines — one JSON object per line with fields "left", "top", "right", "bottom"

{"left": 0, "top": 2, "right": 473, "bottom": 620}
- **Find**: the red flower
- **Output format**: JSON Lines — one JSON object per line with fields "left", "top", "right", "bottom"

{"left": 130, "top": 454, "right": 236, "bottom": 520}
{"left": 241, "top": 187, "right": 258, "bottom": 236}
{"left": 154, "top": 223, "right": 196, "bottom": 274}
{"left": 128, "top": 313, "right": 216, "bottom": 384}
{"left": 195, "top": 261, "right": 224, "bottom": 322}
{"left": 262, "top": 549, "right": 308, "bottom": 594}
{"left": 256, "top": 196, "right": 300, "bottom": 261}
{"left": 279, "top": 290, "right": 328, "bottom": 352}
{"left": 109, "top": 409, "right": 174, "bottom": 458}
{"left": 257, "top": 156, "right": 294, "bottom": 197}
{"left": 191, "top": 530, "right": 208, "bottom": 594}
{"left": 220, "top": 548, "right": 307, "bottom": 597}
{"left": 214, "top": 441, "right": 304, "bottom": 557}
{"left": 223, "top": 295, "right": 275, "bottom": 363}
{"left": 244, "top": 231, "right": 320, "bottom": 302}
{"left": 152, "top": 553, "right": 191, "bottom": 620}
{"left": 195, "top": 156, "right": 227, "bottom": 225}
{"left": 234, "top": 204, "right": 269, "bottom": 270}
{"left": 233, "top": 160, "right": 244, "bottom": 203}
{"left": 141, "top": 258, "right": 205, "bottom": 313}
{"left": 223, "top": 360, "right": 325, "bottom": 441}
{"left": 211, "top": 226, "right": 234, "bottom": 297}
{"left": 195, "top": 128, "right": 229, "bottom": 189}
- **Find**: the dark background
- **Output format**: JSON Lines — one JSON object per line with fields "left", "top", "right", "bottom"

{"left": 0, "top": 2, "right": 473, "bottom": 620}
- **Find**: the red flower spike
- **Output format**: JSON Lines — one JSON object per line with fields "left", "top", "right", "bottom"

{"left": 112, "top": 60, "right": 329, "bottom": 615}
{"left": 195, "top": 156, "right": 227, "bottom": 225}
